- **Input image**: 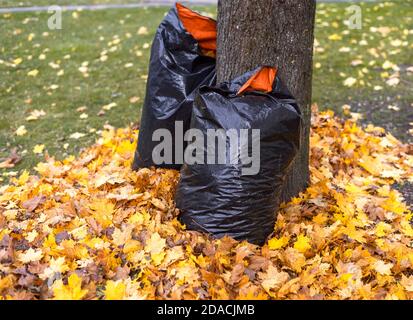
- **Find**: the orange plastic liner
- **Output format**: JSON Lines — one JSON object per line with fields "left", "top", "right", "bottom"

{"left": 237, "top": 66, "right": 277, "bottom": 95}
{"left": 176, "top": 2, "right": 217, "bottom": 56}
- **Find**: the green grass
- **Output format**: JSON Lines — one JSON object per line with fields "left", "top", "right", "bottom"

{"left": 0, "top": 0, "right": 145, "bottom": 7}
{"left": 0, "top": 6, "right": 184, "bottom": 179}
{"left": 313, "top": 0, "right": 413, "bottom": 142}
{"left": 0, "top": 1, "right": 412, "bottom": 182}
{"left": 313, "top": 1, "right": 413, "bottom": 106}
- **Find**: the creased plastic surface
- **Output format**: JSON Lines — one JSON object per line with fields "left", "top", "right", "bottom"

{"left": 176, "top": 67, "right": 302, "bottom": 245}
{"left": 132, "top": 5, "right": 216, "bottom": 170}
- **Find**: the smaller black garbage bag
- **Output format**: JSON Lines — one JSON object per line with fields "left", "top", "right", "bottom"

{"left": 175, "top": 66, "right": 302, "bottom": 245}
{"left": 132, "top": 3, "right": 217, "bottom": 171}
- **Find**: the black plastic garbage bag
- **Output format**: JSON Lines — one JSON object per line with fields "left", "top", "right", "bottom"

{"left": 176, "top": 66, "right": 302, "bottom": 245}
{"left": 132, "top": 3, "right": 217, "bottom": 171}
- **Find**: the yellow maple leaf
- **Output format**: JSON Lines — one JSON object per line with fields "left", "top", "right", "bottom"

{"left": 15, "top": 125, "right": 27, "bottom": 136}
{"left": 400, "top": 275, "right": 413, "bottom": 292}
{"left": 312, "top": 213, "right": 328, "bottom": 225}
{"left": 40, "top": 257, "right": 70, "bottom": 280}
{"left": 33, "top": 144, "right": 45, "bottom": 154}
{"left": 293, "top": 235, "right": 311, "bottom": 253}
{"left": 373, "top": 260, "right": 393, "bottom": 276}
{"left": 43, "top": 233, "right": 57, "bottom": 250}
{"left": 27, "top": 69, "right": 39, "bottom": 77}
{"left": 173, "top": 260, "right": 199, "bottom": 286}
{"left": 0, "top": 275, "right": 14, "bottom": 292}
{"left": 116, "top": 139, "right": 135, "bottom": 156}
{"left": 283, "top": 248, "right": 307, "bottom": 273}
{"left": 104, "top": 280, "right": 126, "bottom": 300}
{"left": 342, "top": 224, "right": 366, "bottom": 243}
{"left": 53, "top": 274, "right": 88, "bottom": 300}
{"left": 259, "top": 264, "right": 290, "bottom": 296}
{"left": 343, "top": 77, "right": 357, "bottom": 87}
{"left": 111, "top": 227, "right": 132, "bottom": 247}
{"left": 145, "top": 232, "right": 166, "bottom": 254}
{"left": 17, "top": 170, "right": 30, "bottom": 185}
{"left": 328, "top": 33, "right": 342, "bottom": 41}
{"left": 88, "top": 199, "right": 115, "bottom": 228}
{"left": 381, "top": 190, "right": 407, "bottom": 215}
{"left": 375, "top": 222, "right": 392, "bottom": 237}
{"left": 400, "top": 220, "right": 413, "bottom": 237}
{"left": 268, "top": 236, "right": 290, "bottom": 250}
{"left": 382, "top": 60, "right": 395, "bottom": 70}
{"left": 137, "top": 26, "right": 148, "bottom": 35}
{"left": 358, "top": 155, "right": 383, "bottom": 176}
{"left": 17, "top": 248, "right": 43, "bottom": 263}
{"left": 13, "top": 57, "right": 23, "bottom": 65}
{"left": 145, "top": 232, "right": 166, "bottom": 265}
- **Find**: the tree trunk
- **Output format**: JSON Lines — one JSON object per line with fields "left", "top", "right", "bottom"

{"left": 216, "top": 0, "right": 316, "bottom": 201}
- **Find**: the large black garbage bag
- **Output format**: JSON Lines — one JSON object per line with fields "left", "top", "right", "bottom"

{"left": 132, "top": 3, "right": 217, "bottom": 171}
{"left": 175, "top": 66, "right": 302, "bottom": 245}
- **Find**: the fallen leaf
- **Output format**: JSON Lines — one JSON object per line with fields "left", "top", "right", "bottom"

{"left": 27, "top": 69, "right": 39, "bottom": 77}
{"left": 15, "top": 125, "right": 27, "bottom": 136}
{"left": 53, "top": 274, "right": 88, "bottom": 300}
{"left": 33, "top": 144, "right": 45, "bottom": 154}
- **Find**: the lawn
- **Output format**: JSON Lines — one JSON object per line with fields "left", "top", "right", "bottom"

{"left": 0, "top": 0, "right": 145, "bottom": 7}
{"left": 0, "top": 1, "right": 412, "bottom": 182}
{"left": 1, "top": 1, "right": 413, "bottom": 301}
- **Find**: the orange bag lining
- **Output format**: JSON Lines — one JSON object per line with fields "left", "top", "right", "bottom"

{"left": 176, "top": 2, "right": 217, "bottom": 54}
{"left": 237, "top": 67, "right": 277, "bottom": 95}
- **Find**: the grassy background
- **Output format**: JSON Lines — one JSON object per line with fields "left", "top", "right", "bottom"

{"left": 0, "top": 0, "right": 146, "bottom": 7}
{"left": 313, "top": 0, "right": 413, "bottom": 142}
{"left": 0, "top": 1, "right": 412, "bottom": 181}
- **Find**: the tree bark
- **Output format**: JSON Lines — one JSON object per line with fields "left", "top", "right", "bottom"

{"left": 217, "top": 0, "right": 316, "bottom": 201}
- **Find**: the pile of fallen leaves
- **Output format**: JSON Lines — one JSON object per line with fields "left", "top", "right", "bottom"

{"left": 1, "top": 107, "right": 413, "bottom": 300}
